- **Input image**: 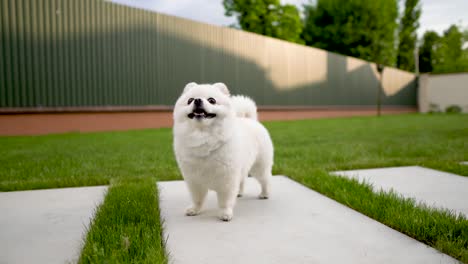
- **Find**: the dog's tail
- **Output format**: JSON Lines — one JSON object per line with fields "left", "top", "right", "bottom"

{"left": 231, "top": 95, "right": 258, "bottom": 120}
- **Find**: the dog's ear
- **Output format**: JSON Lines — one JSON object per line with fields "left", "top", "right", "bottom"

{"left": 213, "top": 82, "right": 230, "bottom": 96}
{"left": 183, "top": 82, "right": 197, "bottom": 94}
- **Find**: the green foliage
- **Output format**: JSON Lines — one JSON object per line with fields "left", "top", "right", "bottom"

{"left": 445, "top": 105, "right": 462, "bottom": 114}
{"left": 302, "top": 0, "right": 398, "bottom": 65}
{"left": 419, "top": 25, "right": 468, "bottom": 73}
{"left": 396, "top": 0, "right": 421, "bottom": 71}
{"left": 434, "top": 25, "right": 468, "bottom": 73}
{"left": 274, "top": 4, "right": 303, "bottom": 44}
{"left": 419, "top": 31, "right": 440, "bottom": 73}
{"left": 223, "top": 0, "right": 303, "bottom": 44}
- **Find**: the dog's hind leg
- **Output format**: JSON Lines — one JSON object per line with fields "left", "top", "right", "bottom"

{"left": 250, "top": 164, "right": 272, "bottom": 199}
{"left": 237, "top": 178, "right": 245, "bottom": 197}
{"left": 185, "top": 182, "right": 208, "bottom": 216}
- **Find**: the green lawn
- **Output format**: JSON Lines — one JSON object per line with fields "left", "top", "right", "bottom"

{"left": 1, "top": 114, "right": 467, "bottom": 262}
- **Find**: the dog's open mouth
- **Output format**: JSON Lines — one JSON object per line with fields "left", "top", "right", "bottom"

{"left": 188, "top": 108, "right": 216, "bottom": 119}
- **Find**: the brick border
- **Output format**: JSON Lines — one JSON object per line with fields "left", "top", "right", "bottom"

{"left": 0, "top": 107, "right": 416, "bottom": 136}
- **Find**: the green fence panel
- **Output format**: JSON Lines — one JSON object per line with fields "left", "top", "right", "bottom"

{"left": 0, "top": 0, "right": 416, "bottom": 108}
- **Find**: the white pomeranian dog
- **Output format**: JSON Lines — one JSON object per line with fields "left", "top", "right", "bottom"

{"left": 173, "top": 82, "right": 274, "bottom": 221}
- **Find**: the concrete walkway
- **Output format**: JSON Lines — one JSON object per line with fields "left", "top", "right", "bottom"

{"left": 0, "top": 186, "right": 107, "bottom": 264}
{"left": 158, "top": 176, "right": 457, "bottom": 264}
{"left": 333, "top": 166, "right": 468, "bottom": 217}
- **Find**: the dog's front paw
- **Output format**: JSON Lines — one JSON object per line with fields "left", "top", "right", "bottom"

{"left": 258, "top": 194, "right": 269, "bottom": 199}
{"left": 185, "top": 207, "right": 201, "bottom": 216}
{"left": 218, "top": 208, "right": 233, "bottom": 222}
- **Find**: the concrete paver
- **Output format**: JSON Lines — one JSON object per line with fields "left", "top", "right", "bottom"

{"left": 333, "top": 166, "right": 468, "bottom": 216}
{"left": 0, "top": 186, "right": 107, "bottom": 264}
{"left": 158, "top": 176, "right": 456, "bottom": 264}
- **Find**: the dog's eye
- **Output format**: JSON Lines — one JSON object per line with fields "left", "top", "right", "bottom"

{"left": 187, "top": 98, "right": 194, "bottom": 105}
{"left": 208, "top": 98, "right": 216, "bottom": 104}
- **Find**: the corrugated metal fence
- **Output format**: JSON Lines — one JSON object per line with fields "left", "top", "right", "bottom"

{"left": 0, "top": 0, "right": 416, "bottom": 108}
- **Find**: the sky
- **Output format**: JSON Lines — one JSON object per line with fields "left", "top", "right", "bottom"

{"left": 110, "top": 0, "right": 468, "bottom": 38}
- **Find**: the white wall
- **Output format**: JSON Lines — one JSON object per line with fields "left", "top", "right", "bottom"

{"left": 419, "top": 73, "right": 468, "bottom": 113}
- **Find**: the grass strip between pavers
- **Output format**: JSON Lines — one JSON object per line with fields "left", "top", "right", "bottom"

{"left": 1, "top": 114, "right": 468, "bottom": 262}
{"left": 288, "top": 169, "right": 468, "bottom": 262}
{"left": 79, "top": 177, "right": 168, "bottom": 264}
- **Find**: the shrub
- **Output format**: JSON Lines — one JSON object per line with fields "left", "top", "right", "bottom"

{"left": 445, "top": 105, "right": 462, "bottom": 114}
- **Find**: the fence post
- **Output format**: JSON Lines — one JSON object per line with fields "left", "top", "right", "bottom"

{"left": 376, "top": 64, "right": 385, "bottom": 117}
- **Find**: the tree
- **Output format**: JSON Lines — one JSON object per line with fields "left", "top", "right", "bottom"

{"left": 396, "top": 0, "right": 421, "bottom": 71}
{"left": 302, "top": 0, "right": 399, "bottom": 65}
{"left": 418, "top": 31, "right": 440, "bottom": 73}
{"left": 273, "top": 4, "right": 303, "bottom": 44}
{"left": 419, "top": 25, "right": 468, "bottom": 73}
{"left": 433, "top": 25, "right": 468, "bottom": 73}
{"left": 223, "top": 0, "right": 303, "bottom": 44}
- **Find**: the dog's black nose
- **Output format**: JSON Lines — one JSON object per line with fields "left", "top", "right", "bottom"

{"left": 194, "top": 98, "right": 202, "bottom": 107}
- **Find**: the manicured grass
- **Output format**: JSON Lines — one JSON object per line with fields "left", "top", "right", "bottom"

{"left": 1, "top": 114, "right": 468, "bottom": 262}
{"left": 1, "top": 114, "right": 466, "bottom": 191}
{"left": 268, "top": 113, "right": 468, "bottom": 176}
{"left": 79, "top": 177, "right": 168, "bottom": 264}
{"left": 0, "top": 128, "right": 179, "bottom": 191}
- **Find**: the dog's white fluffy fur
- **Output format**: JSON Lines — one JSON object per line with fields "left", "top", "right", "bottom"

{"left": 173, "top": 82, "right": 273, "bottom": 221}
{"left": 231, "top": 95, "right": 258, "bottom": 120}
